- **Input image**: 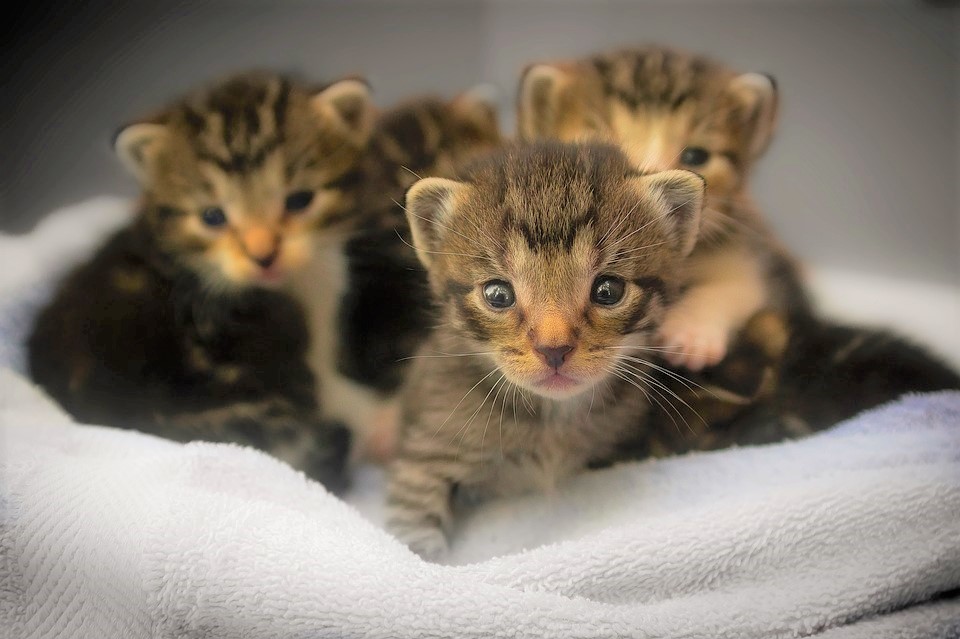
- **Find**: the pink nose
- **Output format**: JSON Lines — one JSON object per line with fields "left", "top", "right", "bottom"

{"left": 535, "top": 345, "right": 574, "bottom": 370}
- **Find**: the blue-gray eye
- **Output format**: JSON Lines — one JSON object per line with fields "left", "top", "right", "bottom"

{"left": 591, "top": 275, "right": 625, "bottom": 306}
{"left": 201, "top": 207, "right": 227, "bottom": 227}
{"left": 285, "top": 190, "right": 315, "bottom": 213}
{"left": 482, "top": 280, "right": 515, "bottom": 309}
{"left": 680, "top": 147, "right": 710, "bottom": 167}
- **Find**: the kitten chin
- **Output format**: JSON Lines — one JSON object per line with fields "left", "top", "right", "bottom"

{"left": 386, "top": 141, "right": 704, "bottom": 560}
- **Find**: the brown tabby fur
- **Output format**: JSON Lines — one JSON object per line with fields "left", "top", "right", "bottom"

{"left": 518, "top": 45, "right": 809, "bottom": 373}
{"left": 28, "top": 71, "right": 376, "bottom": 492}
{"left": 317, "top": 90, "right": 503, "bottom": 460}
{"left": 387, "top": 141, "right": 706, "bottom": 559}
{"left": 517, "top": 46, "right": 958, "bottom": 453}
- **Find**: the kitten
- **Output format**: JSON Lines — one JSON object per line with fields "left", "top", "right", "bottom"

{"left": 516, "top": 45, "right": 959, "bottom": 448}
{"left": 386, "top": 141, "right": 706, "bottom": 559}
{"left": 297, "top": 89, "right": 503, "bottom": 461}
{"left": 28, "top": 71, "right": 376, "bottom": 492}
{"left": 517, "top": 45, "right": 808, "bottom": 371}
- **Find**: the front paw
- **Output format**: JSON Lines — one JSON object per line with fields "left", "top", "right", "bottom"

{"left": 658, "top": 312, "right": 729, "bottom": 372}
{"left": 389, "top": 520, "right": 449, "bottom": 561}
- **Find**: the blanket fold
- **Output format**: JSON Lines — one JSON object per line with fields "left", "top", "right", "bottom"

{"left": 2, "top": 366, "right": 959, "bottom": 638}
{"left": 2, "top": 199, "right": 959, "bottom": 637}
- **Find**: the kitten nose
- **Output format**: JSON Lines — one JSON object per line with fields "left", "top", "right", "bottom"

{"left": 241, "top": 227, "right": 279, "bottom": 269}
{"left": 253, "top": 249, "right": 279, "bottom": 269}
{"left": 536, "top": 345, "right": 574, "bottom": 370}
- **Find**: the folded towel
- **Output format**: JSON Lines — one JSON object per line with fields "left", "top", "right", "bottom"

{"left": 3, "top": 198, "right": 959, "bottom": 637}
{"left": 2, "top": 367, "right": 959, "bottom": 638}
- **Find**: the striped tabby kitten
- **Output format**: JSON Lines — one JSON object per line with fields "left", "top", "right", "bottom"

{"left": 518, "top": 45, "right": 808, "bottom": 371}
{"left": 517, "top": 46, "right": 959, "bottom": 448}
{"left": 387, "top": 141, "right": 705, "bottom": 559}
{"left": 28, "top": 71, "right": 375, "bottom": 492}
{"left": 308, "top": 89, "right": 502, "bottom": 461}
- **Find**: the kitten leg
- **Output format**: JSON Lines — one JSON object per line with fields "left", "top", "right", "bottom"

{"left": 386, "top": 455, "right": 463, "bottom": 560}
{"left": 659, "top": 246, "right": 766, "bottom": 371}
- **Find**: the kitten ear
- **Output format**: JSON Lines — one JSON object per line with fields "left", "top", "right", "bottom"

{"left": 405, "top": 177, "right": 466, "bottom": 269}
{"left": 112, "top": 123, "right": 169, "bottom": 184}
{"left": 517, "top": 64, "right": 571, "bottom": 140}
{"left": 729, "top": 72, "right": 779, "bottom": 159}
{"left": 632, "top": 169, "right": 705, "bottom": 257}
{"left": 311, "top": 78, "right": 376, "bottom": 146}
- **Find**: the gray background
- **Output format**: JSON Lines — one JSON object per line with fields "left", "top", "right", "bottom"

{"left": 4, "top": 1, "right": 958, "bottom": 284}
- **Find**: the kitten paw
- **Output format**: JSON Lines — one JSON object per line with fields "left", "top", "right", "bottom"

{"left": 658, "top": 314, "right": 729, "bottom": 371}
{"left": 392, "top": 524, "right": 449, "bottom": 562}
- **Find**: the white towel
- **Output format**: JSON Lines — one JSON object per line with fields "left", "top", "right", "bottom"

{"left": 3, "top": 198, "right": 960, "bottom": 638}
{"left": 2, "top": 368, "right": 959, "bottom": 638}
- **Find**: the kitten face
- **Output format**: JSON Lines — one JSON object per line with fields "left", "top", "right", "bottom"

{"left": 517, "top": 47, "right": 777, "bottom": 234}
{"left": 373, "top": 88, "right": 502, "bottom": 190}
{"left": 405, "top": 142, "right": 704, "bottom": 400}
{"left": 114, "top": 72, "right": 376, "bottom": 288}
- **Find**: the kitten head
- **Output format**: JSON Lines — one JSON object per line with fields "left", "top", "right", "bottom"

{"left": 372, "top": 86, "right": 502, "bottom": 189}
{"left": 517, "top": 46, "right": 776, "bottom": 231}
{"left": 113, "top": 71, "right": 376, "bottom": 288}
{"left": 405, "top": 141, "right": 704, "bottom": 400}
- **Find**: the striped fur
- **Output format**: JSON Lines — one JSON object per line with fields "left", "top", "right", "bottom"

{"left": 517, "top": 46, "right": 959, "bottom": 452}
{"left": 317, "top": 90, "right": 503, "bottom": 461}
{"left": 517, "top": 45, "right": 808, "bottom": 373}
{"left": 387, "top": 141, "right": 706, "bottom": 559}
{"left": 27, "top": 71, "right": 375, "bottom": 492}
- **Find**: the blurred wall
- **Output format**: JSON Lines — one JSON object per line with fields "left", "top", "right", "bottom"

{"left": 4, "top": 1, "right": 958, "bottom": 285}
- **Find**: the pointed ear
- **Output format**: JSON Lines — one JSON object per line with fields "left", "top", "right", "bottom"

{"left": 631, "top": 169, "right": 705, "bottom": 257}
{"left": 517, "top": 63, "right": 572, "bottom": 140}
{"left": 729, "top": 72, "right": 779, "bottom": 159}
{"left": 311, "top": 78, "right": 376, "bottom": 146}
{"left": 405, "top": 177, "right": 467, "bottom": 269}
{"left": 112, "top": 123, "right": 169, "bottom": 184}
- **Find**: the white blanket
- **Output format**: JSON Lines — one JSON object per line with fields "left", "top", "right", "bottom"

{"left": 2, "top": 199, "right": 960, "bottom": 637}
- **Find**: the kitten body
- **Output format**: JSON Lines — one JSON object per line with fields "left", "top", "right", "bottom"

{"left": 293, "top": 90, "right": 502, "bottom": 461}
{"left": 387, "top": 141, "right": 706, "bottom": 558}
{"left": 518, "top": 45, "right": 807, "bottom": 370}
{"left": 28, "top": 72, "right": 375, "bottom": 491}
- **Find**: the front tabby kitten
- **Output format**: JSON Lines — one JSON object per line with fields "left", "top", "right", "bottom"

{"left": 28, "top": 72, "right": 375, "bottom": 492}
{"left": 386, "top": 141, "right": 705, "bottom": 559}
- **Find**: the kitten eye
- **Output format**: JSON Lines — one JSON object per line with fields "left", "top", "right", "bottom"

{"left": 285, "top": 190, "right": 315, "bottom": 214}
{"left": 591, "top": 275, "right": 626, "bottom": 306}
{"left": 200, "top": 207, "right": 227, "bottom": 228}
{"left": 680, "top": 147, "right": 711, "bottom": 167}
{"left": 482, "top": 280, "right": 515, "bottom": 309}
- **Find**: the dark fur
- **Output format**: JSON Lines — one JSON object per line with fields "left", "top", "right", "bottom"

{"left": 336, "top": 94, "right": 502, "bottom": 394}
{"left": 26, "top": 72, "right": 369, "bottom": 491}
{"left": 28, "top": 222, "right": 350, "bottom": 491}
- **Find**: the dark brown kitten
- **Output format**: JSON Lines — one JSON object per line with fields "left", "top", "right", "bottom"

{"left": 28, "top": 71, "right": 376, "bottom": 492}
{"left": 314, "top": 89, "right": 503, "bottom": 461}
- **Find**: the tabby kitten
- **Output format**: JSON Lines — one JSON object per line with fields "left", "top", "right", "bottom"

{"left": 386, "top": 141, "right": 705, "bottom": 559}
{"left": 301, "top": 89, "right": 503, "bottom": 461}
{"left": 516, "top": 45, "right": 960, "bottom": 449}
{"left": 28, "top": 71, "right": 376, "bottom": 492}
{"left": 517, "top": 45, "right": 807, "bottom": 371}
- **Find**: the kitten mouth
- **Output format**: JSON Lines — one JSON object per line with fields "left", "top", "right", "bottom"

{"left": 536, "top": 372, "right": 580, "bottom": 393}
{"left": 254, "top": 266, "right": 286, "bottom": 285}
